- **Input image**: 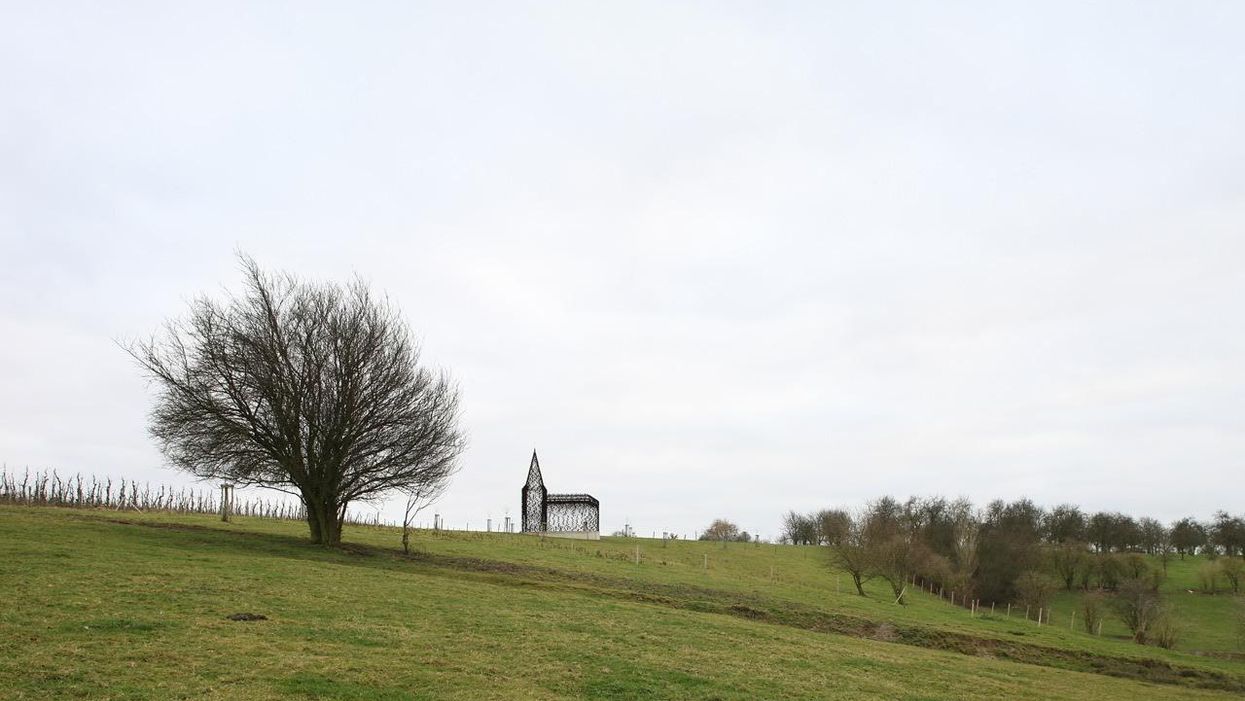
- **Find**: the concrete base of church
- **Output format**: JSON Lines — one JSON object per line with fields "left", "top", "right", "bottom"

{"left": 543, "top": 530, "right": 600, "bottom": 541}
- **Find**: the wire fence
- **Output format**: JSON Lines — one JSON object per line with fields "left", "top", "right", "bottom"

{"left": 0, "top": 467, "right": 386, "bottom": 526}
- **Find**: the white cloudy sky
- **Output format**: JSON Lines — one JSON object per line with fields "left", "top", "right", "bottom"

{"left": 2, "top": 2, "right": 1243, "bottom": 539}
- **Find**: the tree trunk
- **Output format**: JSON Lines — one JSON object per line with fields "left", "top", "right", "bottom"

{"left": 852, "top": 572, "right": 866, "bottom": 596}
{"left": 303, "top": 492, "right": 343, "bottom": 546}
{"left": 306, "top": 511, "right": 323, "bottom": 543}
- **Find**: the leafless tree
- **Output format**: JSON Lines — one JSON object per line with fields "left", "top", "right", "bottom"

{"left": 1156, "top": 530, "right": 1174, "bottom": 575}
{"left": 781, "top": 511, "right": 817, "bottom": 545}
{"left": 870, "top": 534, "right": 928, "bottom": 604}
{"left": 700, "top": 519, "right": 743, "bottom": 543}
{"left": 1049, "top": 542, "right": 1089, "bottom": 590}
{"left": 816, "top": 508, "right": 852, "bottom": 546}
{"left": 1014, "top": 571, "right": 1056, "bottom": 618}
{"left": 830, "top": 511, "right": 874, "bottom": 596}
{"left": 1235, "top": 599, "right": 1245, "bottom": 650}
{"left": 128, "top": 254, "right": 465, "bottom": 546}
{"left": 1113, "top": 578, "right": 1164, "bottom": 644}
{"left": 402, "top": 479, "right": 448, "bottom": 555}
{"left": 1221, "top": 557, "right": 1244, "bottom": 595}
{"left": 859, "top": 498, "right": 925, "bottom": 604}
{"left": 1081, "top": 592, "right": 1106, "bottom": 634}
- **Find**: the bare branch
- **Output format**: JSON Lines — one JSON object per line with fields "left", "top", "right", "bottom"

{"left": 126, "top": 253, "right": 466, "bottom": 545}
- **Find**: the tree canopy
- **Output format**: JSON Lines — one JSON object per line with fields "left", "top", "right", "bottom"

{"left": 129, "top": 255, "right": 465, "bottom": 545}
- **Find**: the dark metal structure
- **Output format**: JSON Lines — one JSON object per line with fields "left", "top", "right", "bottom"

{"left": 520, "top": 451, "right": 599, "bottom": 533}
{"left": 521, "top": 451, "right": 547, "bottom": 532}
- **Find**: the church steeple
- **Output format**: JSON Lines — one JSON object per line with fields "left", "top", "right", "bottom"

{"left": 521, "top": 449, "right": 548, "bottom": 532}
{"left": 525, "top": 450, "right": 544, "bottom": 490}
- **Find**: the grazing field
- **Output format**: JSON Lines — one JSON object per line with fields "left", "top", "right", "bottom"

{"left": 1, "top": 506, "right": 1243, "bottom": 700}
{"left": 1049, "top": 554, "right": 1244, "bottom": 654}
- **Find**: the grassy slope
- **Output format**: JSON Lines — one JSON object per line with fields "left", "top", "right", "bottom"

{"left": 1049, "top": 555, "right": 1244, "bottom": 653}
{"left": 0, "top": 507, "right": 1240, "bottom": 700}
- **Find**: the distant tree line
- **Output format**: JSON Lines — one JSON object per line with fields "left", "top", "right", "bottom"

{"left": 780, "top": 497, "right": 1245, "bottom": 642}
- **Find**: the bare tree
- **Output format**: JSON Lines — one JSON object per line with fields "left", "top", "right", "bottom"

{"left": 1221, "top": 557, "right": 1244, "bottom": 595}
{"left": 1113, "top": 578, "right": 1164, "bottom": 644}
{"left": 128, "top": 255, "right": 465, "bottom": 546}
{"left": 1236, "top": 599, "right": 1245, "bottom": 650}
{"left": 830, "top": 511, "right": 874, "bottom": 596}
{"left": 949, "top": 499, "right": 979, "bottom": 594}
{"left": 1137, "top": 517, "right": 1166, "bottom": 555}
{"left": 1043, "top": 504, "right": 1087, "bottom": 543}
{"left": 860, "top": 498, "right": 925, "bottom": 604}
{"left": 402, "top": 479, "right": 447, "bottom": 555}
{"left": 871, "top": 534, "right": 927, "bottom": 604}
{"left": 1049, "top": 542, "right": 1089, "bottom": 591}
{"left": 816, "top": 508, "right": 852, "bottom": 547}
{"left": 1156, "top": 529, "right": 1174, "bottom": 575}
{"left": 780, "top": 511, "right": 816, "bottom": 545}
{"left": 1014, "top": 571, "right": 1056, "bottom": 619}
{"left": 1081, "top": 592, "right": 1106, "bottom": 634}
{"left": 700, "top": 519, "right": 742, "bottom": 542}
{"left": 1170, "top": 517, "right": 1207, "bottom": 559}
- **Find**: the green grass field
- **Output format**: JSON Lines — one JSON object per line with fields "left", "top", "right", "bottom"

{"left": 1048, "top": 555, "right": 1244, "bottom": 653}
{"left": 2, "top": 506, "right": 1242, "bottom": 700}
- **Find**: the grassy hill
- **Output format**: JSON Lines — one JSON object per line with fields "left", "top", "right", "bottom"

{"left": 2, "top": 506, "right": 1243, "bottom": 700}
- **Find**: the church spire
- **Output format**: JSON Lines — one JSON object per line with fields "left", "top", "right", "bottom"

{"left": 525, "top": 449, "right": 544, "bottom": 490}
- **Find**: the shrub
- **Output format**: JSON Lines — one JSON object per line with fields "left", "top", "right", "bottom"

{"left": 1082, "top": 592, "right": 1106, "bottom": 634}
{"left": 1236, "top": 599, "right": 1245, "bottom": 649}
{"left": 1095, "top": 553, "right": 1124, "bottom": 590}
{"left": 1049, "top": 542, "right": 1089, "bottom": 590}
{"left": 1198, "top": 561, "right": 1220, "bottom": 594}
{"left": 1150, "top": 613, "right": 1182, "bottom": 649}
{"left": 1145, "top": 565, "right": 1166, "bottom": 592}
{"left": 1122, "top": 553, "right": 1149, "bottom": 579}
{"left": 1219, "top": 557, "right": 1243, "bottom": 595}
{"left": 1015, "top": 571, "right": 1057, "bottom": 618}
{"left": 1077, "top": 559, "right": 1095, "bottom": 590}
{"left": 1112, "top": 578, "right": 1164, "bottom": 644}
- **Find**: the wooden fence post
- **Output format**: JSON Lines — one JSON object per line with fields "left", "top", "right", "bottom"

{"left": 220, "top": 484, "right": 233, "bottom": 522}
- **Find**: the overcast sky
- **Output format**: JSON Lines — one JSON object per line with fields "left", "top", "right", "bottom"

{"left": 2, "top": 2, "right": 1243, "bottom": 539}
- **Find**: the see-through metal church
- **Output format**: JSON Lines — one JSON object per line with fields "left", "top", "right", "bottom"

{"left": 521, "top": 451, "right": 600, "bottom": 540}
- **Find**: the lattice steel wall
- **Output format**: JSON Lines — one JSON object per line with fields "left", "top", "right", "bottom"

{"left": 547, "top": 497, "right": 599, "bottom": 532}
